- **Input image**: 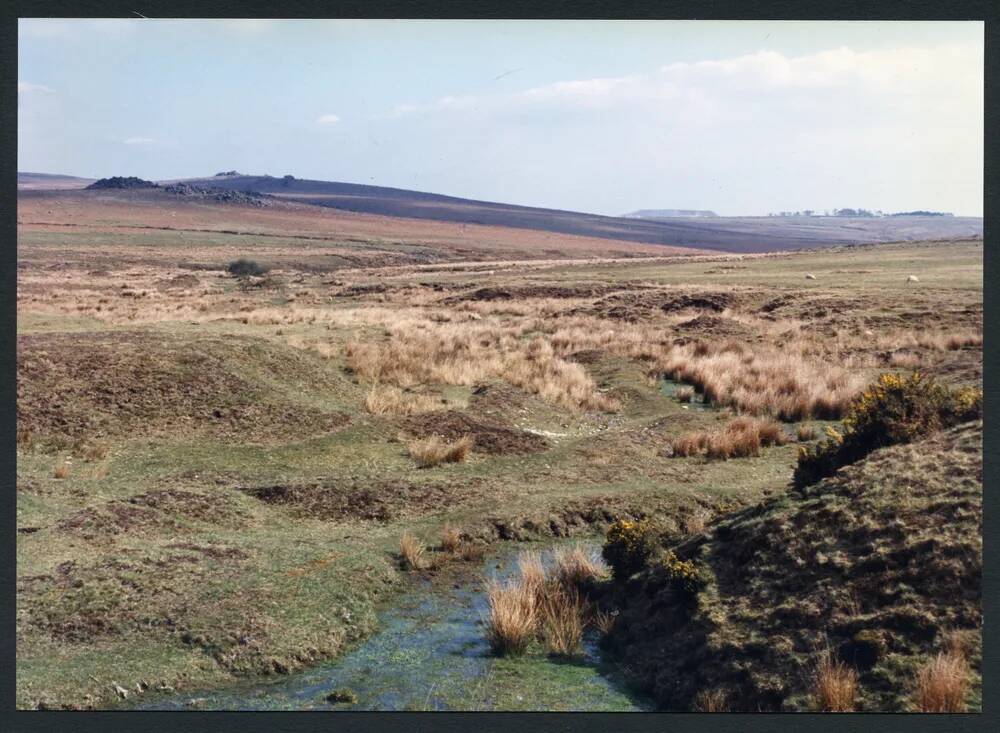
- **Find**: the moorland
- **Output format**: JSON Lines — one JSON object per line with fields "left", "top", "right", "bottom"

{"left": 15, "top": 178, "right": 983, "bottom": 711}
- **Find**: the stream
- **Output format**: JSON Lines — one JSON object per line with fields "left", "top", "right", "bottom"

{"left": 137, "top": 542, "right": 650, "bottom": 711}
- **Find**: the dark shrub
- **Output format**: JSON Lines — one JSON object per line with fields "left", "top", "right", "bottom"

{"left": 794, "top": 372, "right": 982, "bottom": 488}
{"left": 226, "top": 258, "right": 270, "bottom": 277}
{"left": 603, "top": 519, "right": 658, "bottom": 580}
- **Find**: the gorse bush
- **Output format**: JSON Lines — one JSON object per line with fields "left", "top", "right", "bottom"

{"left": 602, "top": 519, "right": 658, "bottom": 579}
{"left": 226, "top": 258, "right": 270, "bottom": 277}
{"left": 794, "top": 372, "right": 982, "bottom": 488}
{"left": 662, "top": 551, "right": 704, "bottom": 597}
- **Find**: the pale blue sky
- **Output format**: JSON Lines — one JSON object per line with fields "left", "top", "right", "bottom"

{"left": 18, "top": 19, "right": 984, "bottom": 216}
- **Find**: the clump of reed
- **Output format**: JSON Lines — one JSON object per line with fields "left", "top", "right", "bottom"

{"left": 812, "top": 653, "right": 858, "bottom": 712}
{"left": 399, "top": 531, "right": 428, "bottom": 571}
{"left": 912, "top": 636, "right": 970, "bottom": 713}
{"left": 482, "top": 547, "right": 608, "bottom": 658}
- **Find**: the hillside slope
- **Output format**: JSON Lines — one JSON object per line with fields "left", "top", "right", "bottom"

{"left": 604, "top": 421, "right": 982, "bottom": 711}
{"left": 181, "top": 174, "right": 982, "bottom": 253}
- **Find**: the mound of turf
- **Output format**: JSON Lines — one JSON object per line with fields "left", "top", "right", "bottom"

{"left": 16, "top": 332, "right": 353, "bottom": 444}
{"left": 602, "top": 421, "right": 982, "bottom": 711}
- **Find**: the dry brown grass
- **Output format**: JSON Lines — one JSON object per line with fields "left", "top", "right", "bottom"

{"left": 459, "top": 542, "right": 486, "bottom": 563}
{"left": 592, "top": 610, "right": 617, "bottom": 636}
{"left": 78, "top": 440, "right": 110, "bottom": 462}
{"left": 517, "top": 551, "right": 547, "bottom": 605}
{"left": 364, "top": 384, "right": 444, "bottom": 416}
{"left": 913, "top": 651, "right": 969, "bottom": 712}
{"left": 551, "top": 544, "right": 607, "bottom": 588}
{"left": 439, "top": 524, "right": 462, "bottom": 554}
{"left": 662, "top": 340, "right": 865, "bottom": 420}
{"left": 675, "top": 386, "right": 695, "bottom": 403}
{"left": 538, "top": 585, "right": 586, "bottom": 657}
{"left": 813, "top": 653, "right": 859, "bottom": 712}
{"left": 484, "top": 578, "right": 538, "bottom": 656}
{"left": 889, "top": 351, "right": 922, "bottom": 369}
{"left": 52, "top": 459, "right": 70, "bottom": 479}
{"left": 89, "top": 461, "right": 110, "bottom": 480}
{"left": 692, "top": 688, "right": 729, "bottom": 712}
{"left": 407, "top": 435, "right": 473, "bottom": 468}
{"left": 399, "top": 531, "right": 428, "bottom": 571}
{"left": 673, "top": 417, "right": 789, "bottom": 460}
{"left": 345, "top": 323, "right": 619, "bottom": 413}
{"left": 681, "top": 512, "right": 709, "bottom": 535}
{"left": 671, "top": 431, "right": 710, "bottom": 457}
{"left": 797, "top": 423, "right": 819, "bottom": 441}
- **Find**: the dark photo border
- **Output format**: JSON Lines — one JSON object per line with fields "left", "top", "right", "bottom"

{"left": 2, "top": 2, "right": 995, "bottom": 732}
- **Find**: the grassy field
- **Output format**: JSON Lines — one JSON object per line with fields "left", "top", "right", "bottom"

{"left": 16, "top": 206, "right": 982, "bottom": 710}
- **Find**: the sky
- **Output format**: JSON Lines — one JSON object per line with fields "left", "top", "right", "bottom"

{"left": 18, "top": 19, "right": 984, "bottom": 216}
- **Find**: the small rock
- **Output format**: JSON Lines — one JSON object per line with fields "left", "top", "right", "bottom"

{"left": 805, "top": 273, "right": 817, "bottom": 280}
{"left": 907, "top": 275, "right": 920, "bottom": 283}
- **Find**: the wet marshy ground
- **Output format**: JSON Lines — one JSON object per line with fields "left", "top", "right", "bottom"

{"left": 137, "top": 543, "right": 650, "bottom": 711}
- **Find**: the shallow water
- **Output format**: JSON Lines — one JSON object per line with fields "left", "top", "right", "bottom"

{"left": 137, "top": 544, "right": 650, "bottom": 711}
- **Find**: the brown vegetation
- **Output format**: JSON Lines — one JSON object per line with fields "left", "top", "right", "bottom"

{"left": 671, "top": 417, "right": 789, "bottom": 460}
{"left": 692, "top": 689, "right": 729, "bottom": 713}
{"left": 796, "top": 423, "right": 818, "bottom": 441}
{"left": 364, "top": 384, "right": 444, "bottom": 416}
{"left": 52, "top": 459, "right": 70, "bottom": 479}
{"left": 439, "top": 524, "right": 462, "bottom": 554}
{"left": 538, "top": 586, "right": 586, "bottom": 657}
{"left": 484, "top": 578, "right": 537, "bottom": 656}
{"left": 813, "top": 653, "right": 859, "bottom": 712}
{"left": 407, "top": 435, "right": 473, "bottom": 468}
{"left": 913, "top": 651, "right": 969, "bottom": 712}
{"left": 399, "top": 531, "right": 427, "bottom": 571}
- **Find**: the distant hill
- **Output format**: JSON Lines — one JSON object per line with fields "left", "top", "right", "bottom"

{"left": 17, "top": 172, "right": 95, "bottom": 190}
{"left": 18, "top": 171, "right": 984, "bottom": 254}
{"left": 170, "top": 174, "right": 983, "bottom": 254}
{"left": 623, "top": 209, "right": 718, "bottom": 218}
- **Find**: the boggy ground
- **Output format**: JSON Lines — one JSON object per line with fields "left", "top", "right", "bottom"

{"left": 15, "top": 223, "right": 982, "bottom": 709}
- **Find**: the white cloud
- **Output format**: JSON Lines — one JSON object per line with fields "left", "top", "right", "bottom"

{"left": 18, "top": 81, "right": 53, "bottom": 94}
{"left": 317, "top": 113, "right": 341, "bottom": 125}
{"left": 383, "top": 43, "right": 982, "bottom": 119}
{"left": 370, "top": 42, "right": 981, "bottom": 215}
{"left": 123, "top": 137, "right": 158, "bottom": 146}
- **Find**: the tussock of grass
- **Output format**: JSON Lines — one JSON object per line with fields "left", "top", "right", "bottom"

{"left": 662, "top": 341, "right": 865, "bottom": 420}
{"left": 484, "top": 578, "right": 537, "bottom": 657}
{"left": 592, "top": 610, "right": 617, "bottom": 636}
{"left": 672, "top": 417, "right": 788, "bottom": 460}
{"left": 346, "top": 326, "right": 619, "bottom": 413}
{"left": 52, "top": 458, "right": 70, "bottom": 479}
{"left": 407, "top": 435, "right": 473, "bottom": 468}
{"left": 551, "top": 544, "right": 606, "bottom": 588}
{"left": 692, "top": 689, "right": 729, "bottom": 712}
{"left": 439, "top": 524, "right": 462, "bottom": 554}
{"left": 517, "top": 551, "right": 547, "bottom": 605}
{"left": 364, "top": 384, "right": 443, "bottom": 416}
{"left": 399, "top": 531, "right": 427, "bottom": 571}
{"left": 813, "top": 653, "right": 858, "bottom": 712}
{"left": 674, "top": 386, "right": 695, "bottom": 403}
{"left": 913, "top": 651, "right": 969, "bottom": 712}
{"left": 796, "top": 423, "right": 818, "bottom": 441}
{"left": 538, "top": 586, "right": 586, "bottom": 657}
